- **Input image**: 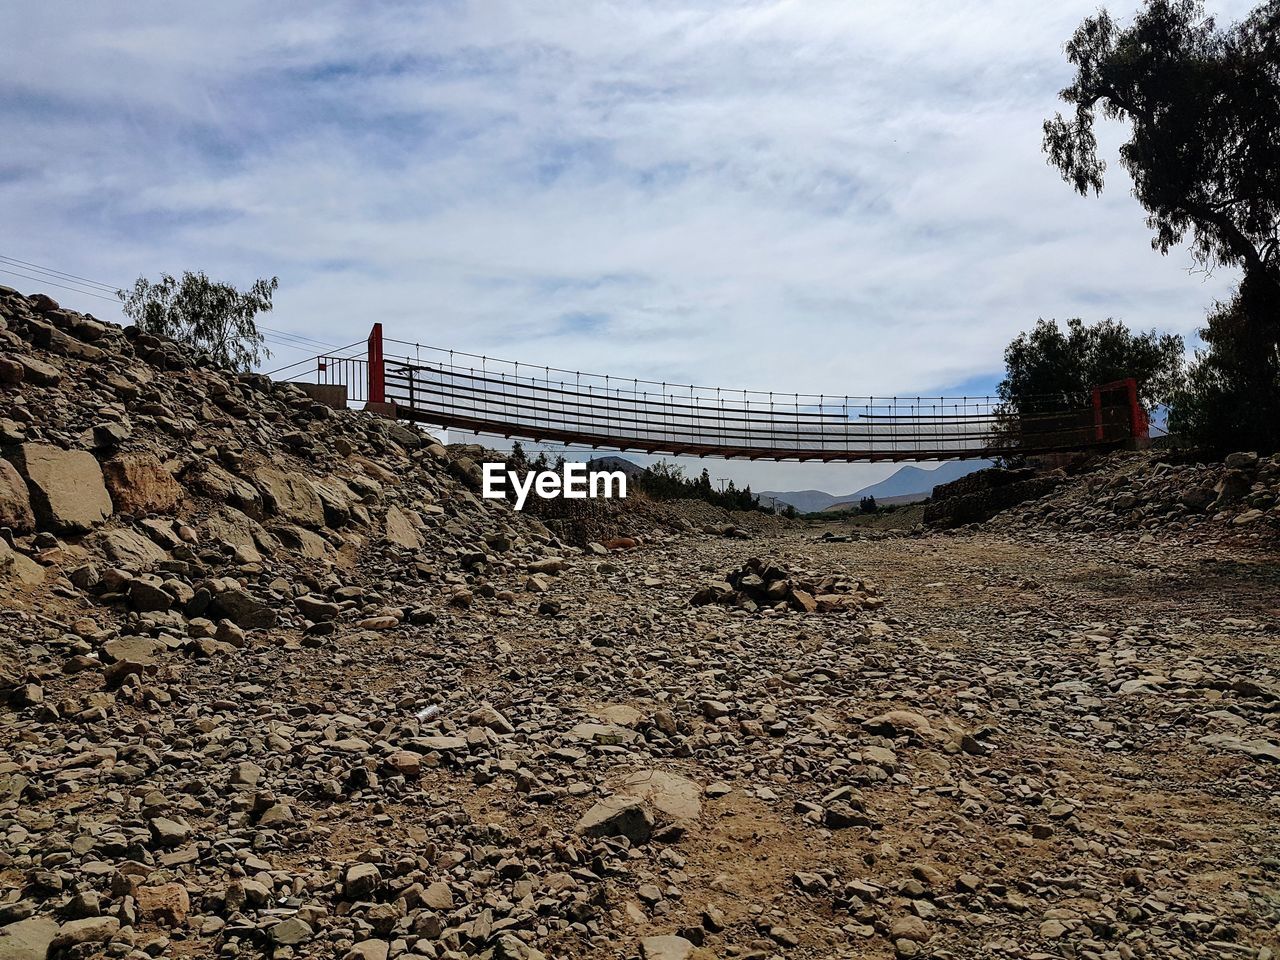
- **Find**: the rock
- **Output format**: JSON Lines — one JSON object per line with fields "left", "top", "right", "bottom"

{"left": 597, "top": 704, "right": 643, "bottom": 727}
{"left": 890, "top": 915, "right": 929, "bottom": 943}
{"left": 577, "top": 796, "right": 654, "bottom": 843}
{"left": 345, "top": 940, "right": 390, "bottom": 960}
{"left": 15, "top": 355, "right": 60, "bottom": 385}
{"left": 1200, "top": 733, "right": 1280, "bottom": 764}
{"left": 0, "top": 460, "right": 34, "bottom": 533}
{"left": 0, "top": 916, "right": 58, "bottom": 960}
{"left": 92, "top": 528, "right": 170, "bottom": 569}
{"left": 701, "top": 699, "right": 731, "bottom": 719}
{"left": 384, "top": 505, "right": 422, "bottom": 550}
{"left": 640, "top": 935, "right": 696, "bottom": 960}
{"left": 101, "top": 452, "right": 183, "bottom": 516}
{"left": 252, "top": 464, "right": 326, "bottom": 527}
{"left": 147, "top": 816, "right": 190, "bottom": 848}
{"left": 527, "top": 557, "right": 567, "bottom": 574}
{"left": 863, "top": 710, "right": 935, "bottom": 739}
{"left": 214, "top": 587, "right": 277, "bottom": 629}
{"left": 49, "top": 916, "right": 119, "bottom": 951}
{"left": 8, "top": 443, "right": 112, "bottom": 531}
{"left": 345, "top": 863, "right": 382, "bottom": 898}
{"left": 258, "top": 802, "right": 296, "bottom": 828}
{"left": 790, "top": 587, "right": 818, "bottom": 612}
{"left": 409, "top": 735, "right": 469, "bottom": 753}
{"left": 422, "top": 881, "right": 453, "bottom": 910}
{"left": 0, "top": 357, "right": 24, "bottom": 385}
{"left": 128, "top": 577, "right": 172, "bottom": 612}
{"left": 1224, "top": 451, "right": 1259, "bottom": 470}
{"left": 134, "top": 883, "right": 190, "bottom": 925}
{"left": 269, "top": 917, "right": 313, "bottom": 945}
{"left": 101, "top": 635, "right": 161, "bottom": 685}
{"left": 468, "top": 702, "right": 515, "bottom": 734}
{"left": 567, "top": 722, "right": 637, "bottom": 745}
{"left": 231, "top": 761, "right": 263, "bottom": 787}
{"left": 296, "top": 594, "right": 341, "bottom": 621}
{"left": 613, "top": 769, "right": 702, "bottom": 822}
{"left": 385, "top": 750, "right": 422, "bottom": 776}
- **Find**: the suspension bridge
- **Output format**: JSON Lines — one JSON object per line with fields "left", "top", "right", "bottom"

{"left": 268, "top": 324, "right": 1149, "bottom": 463}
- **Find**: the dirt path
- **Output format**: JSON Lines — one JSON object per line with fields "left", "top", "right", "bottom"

{"left": 4, "top": 524, "right": 1278, "bottom": 960}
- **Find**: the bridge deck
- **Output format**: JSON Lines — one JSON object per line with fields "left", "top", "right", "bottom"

{"left": 283, "top": 328, "right": 1146, "bottom": 463}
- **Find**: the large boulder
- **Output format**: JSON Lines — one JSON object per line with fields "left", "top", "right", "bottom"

{"left": 0, "top": 540, "right": 44, "bottom": 585}
{"left": 8, "top": 443, "right": 112, "bottom": 531}
{"left": 49, "top": 916, "right": 119, "bottom": 952}
{"left": 185, "top": 462, "right": 262, "bottom": 514}
{"left": 204, "top": 507, "right": 268, "bottom": 561}
{"left": 102, "top": 452, "right": 183, "bottom": 516}
{"left": 15, "top": 355, "right": 61, "bottom": 386}
{"left": 214, "top": 586, "right": 277, "bottom": 629}
{"left": 0, "top": 916, "right": 59, "bottom": 960}
{"left": 0, "top": 459, "right": 35, "bottom": 533}
{"left": 384, "top": 505, "right": 422, "bottom": 550}
{"left": 91, "top": 529, "right": 169, "bottom": 570}
{"left": 252, "top": 465, "right": 326, "bottom": 528}
{"left": 613, "top": 769, "right": 702, "bottom": 823}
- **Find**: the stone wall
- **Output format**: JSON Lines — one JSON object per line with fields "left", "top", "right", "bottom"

{"left": 924, "top": 466, "right": 1066, "bottom": 528}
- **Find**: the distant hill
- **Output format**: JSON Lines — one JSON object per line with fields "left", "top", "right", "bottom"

{"left": 762, "top": 460, "right": 991, "bottom": 513}
{"left": 586, "top": 454, "right": 648, "bottom": 478}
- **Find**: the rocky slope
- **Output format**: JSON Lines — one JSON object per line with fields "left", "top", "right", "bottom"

{"left": 1, "top": 285, "right": 1278, "bottom": 960}
{"left": 995, "top": 450, "right": 1280, "bottom": 538}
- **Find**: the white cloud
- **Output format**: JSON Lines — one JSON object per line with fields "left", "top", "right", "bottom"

{"left": 0, "top": 0, "right": 1255, "bottom": 491}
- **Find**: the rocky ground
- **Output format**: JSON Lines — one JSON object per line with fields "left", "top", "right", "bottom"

{"left": 1, "top": 286, "right": 1279, "bottom": 960}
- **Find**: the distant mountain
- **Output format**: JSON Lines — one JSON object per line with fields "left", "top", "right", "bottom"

{"left": 846, "top": 461, "right": 991, "bottom": 501}
{"left": 586, "top": 454, "right": 648, "bottom": 478}
{"left": 762, "top": 460, "right": 991, "bottom": 514}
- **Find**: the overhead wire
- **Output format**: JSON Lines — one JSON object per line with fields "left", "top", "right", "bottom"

{"left": 0, "top": 267, "right": 122, "bottom": 304}
{"left": 0, "top": 254, "right": 120, "bottom": 293}
{"left": 0, "top": 253, "right": 345, "bottom": 355}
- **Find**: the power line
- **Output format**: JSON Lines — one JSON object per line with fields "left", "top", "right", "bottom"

{"left": 0, "top": 255, "right": 119, "bottom": 293}
{"left": 257, "top": 325, "right": 343, "bottom": 351}
{"left": 0, "top": 267, "right": 121, "bottom": 304}
{"left": 1, "top": 254, "right": 345, "bottom": 354}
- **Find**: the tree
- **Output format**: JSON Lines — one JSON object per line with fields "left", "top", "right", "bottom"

{"left": 117, "top": 271, "right": 278, "bottom": 372}
{"left": 860, "top": 495, "right": 878, "bottom": 514}
{"left": 998, "top": 318, "right": 1184, "bottom": 415}
{"left": 1044, "top": 0, "right": 1280, "bottom": 450}
{"left": 1168, "top": 279, "right": 1280, "bottom": 448}
{"left": 1044, "top": 0, "right": 1279, "bottom": 293}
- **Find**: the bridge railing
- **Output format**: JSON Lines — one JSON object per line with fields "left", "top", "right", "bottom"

{"left": 371, "top": 340, "right": 1122, "bottom": 460}
{"left": 273, "top": 330, "right": 1143, "bottom": 461}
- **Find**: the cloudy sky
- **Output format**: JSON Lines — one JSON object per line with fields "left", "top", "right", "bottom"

{"left": 2, "top": 1, "right": 1251, "bottom": 493}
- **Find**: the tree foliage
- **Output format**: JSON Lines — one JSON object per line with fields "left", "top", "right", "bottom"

{"left": 1168, "top": 275, "right": 1280, "bottom": 448}
{"left": 998, "top": 318, "right": 1184, "bottom": 414}
{"left": 1044, "top": 0, "right": 1280, "bottom": 451}
{"left": 1044, "top": 0, "right": 1280, "bottom": 289}
{"left": 117, "top": 271, "right": 278, "bottom": 372}
{"left": 633, "top": 461, "right": 764, "bottom": 512}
